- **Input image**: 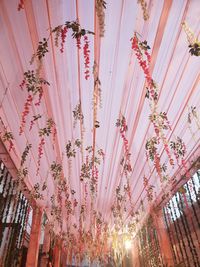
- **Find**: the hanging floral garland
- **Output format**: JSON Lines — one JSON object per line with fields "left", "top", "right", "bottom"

{"left": 116, "top": 115, "right": 132, "bottom": 178}
{"left": 79, "top": 145, "right": 104, "bottom": 198}
{"left": 131, "top": 33, "right": 189, "bottom": 187}
{"left": 52, "top": 21, "right": 94, "bottom": 79}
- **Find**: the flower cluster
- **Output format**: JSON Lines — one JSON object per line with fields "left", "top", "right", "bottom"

{"left": 60, "top": 26, "right": 68, "bottom": 53}
{"left": 170, "top": 137, "right": 186, "bottom": 161}
{"left": 39, "top": 118, "right": 56, "bottom": 138}
{"left": 31, "top": 183, "right": 44, "bottom": 200}
{"left": 66, "top": 141, "right": 76, "bottom": 158}
{"left": 83, "top": 36, "right": 90, "bottom": 80}
{"left": 149, "top": 111, "right": 171, "bottom": 132}
{"left": 20, "top": 70, "right": 50, "bottom": 97}
{"left": 80, "top": 159, "right": 92, "bottom": 181}
{"left": 50, "top": 161, "right": 62, "bottom": 181}
{"left": 149, "top": 111, "right": 174, "bottom": 166}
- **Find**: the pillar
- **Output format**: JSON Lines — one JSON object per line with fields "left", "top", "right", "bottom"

{"left": 153, "top": 209, "right": 174, "bottom": 267}
{"left": 53, "top": 242, "right": 61, "bottom": 267}
{"left": 131, "top": 239, "right": 140, "bottom": 267}
{"left": 61, "top": 252, "right": 67, "bottom": 267}
{"left": 40, "top": 223, "right": 51, "bottom": 267}
{"left": 26, "top": 207, "right": 43, "bottom": 267}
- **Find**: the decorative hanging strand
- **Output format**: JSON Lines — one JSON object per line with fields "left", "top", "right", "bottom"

{"left": 176, "top": 193, "right": 199, "bottom": 266}
{"left": 170, "top": 197, "right": 190, "bottom": 266}
{"left": 184, "top": 183, "right": 200, "bottom": 236}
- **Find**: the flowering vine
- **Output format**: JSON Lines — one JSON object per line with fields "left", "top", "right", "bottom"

{"left": 93, "top": 62, "right": 102, "bottom": 109}
{"left": 52, "top": 20, "right": 94, "bottom": 51}
{"left": 137, "top": 0, "right": 149, "bottom": 21}
{"left": 182, "top": 22, "right": 200, "bottom": 56}
{"left": 116, "top": 115, "right": 132, "bottom": 177}
{"left": 50, "top": 161, "right": 62, "bottom": 181}
{"left": 79, "top": 145, "right": 104, "bottom": 197}
{"left": 50, "top": 195, "right": 62, "bottom": 224}
{"left": 1, "top": 130, "right": 14, "bottom": 152}
{"left": 20, "top": 143, "right": 32, "bottom": 166}
{"left": 170, "top": 137, "right": 189, "bottom": 178}
{"left": 29, "top": 114, "right": 42, "bottom": 131}
{"left": 17, "top": 0, "right": 24, "bottom": 11}
{"left": 36, "top": 118, "right": 56, "bottom": 175}
{"left": 143, "top": 176, "right": 155, "bottom": 202}
{"left": 131, "top": 33, "right": 190, "bottom": 184}
{"left": 17, "top": 167, "right": 28, "bottom": 183}
{"left": 52, "top": 21, "right": 94, "bottom": 80}
{"left": 19, "top": 71, "right": 50, "bottom": 135}
{"left": 95, "top": 0, "right": 107, "bottom": 37}
{"left": 83, "top": 36, "right": 90, "bottom": 80}
{"left": 188, "top": 106, "right": 200, "bottom": 131}
{"left": 30, "top": 38, "right": 49, "bottom": 64}
{"left": 116, "top": 115, "right": 133, "bottom": 205}
{"left": 73, "top": 102, "right": 84, "bottom": 128}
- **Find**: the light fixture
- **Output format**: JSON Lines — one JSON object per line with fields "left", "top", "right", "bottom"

{"left": 124, "top": 239, "right": 132, "bottom": 250}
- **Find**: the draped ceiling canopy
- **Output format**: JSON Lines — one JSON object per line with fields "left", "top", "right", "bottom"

{"left": 0, "top": 0, "right": 200, "bottom": 263}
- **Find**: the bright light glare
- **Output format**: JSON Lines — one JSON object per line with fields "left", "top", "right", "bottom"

{"left": 124, "top": 239, "right": 132, "bottom": 250}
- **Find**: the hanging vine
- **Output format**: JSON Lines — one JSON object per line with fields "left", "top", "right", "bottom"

{"left": 36, "top": 118, "right": 56, "bottom": 175}
{"left": 131, "top": 33, "right": 189, "bottom": 187}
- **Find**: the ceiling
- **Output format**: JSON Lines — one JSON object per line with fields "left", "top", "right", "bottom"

{"left": 0, "top": 0, "right": 200, "bottom": 259}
